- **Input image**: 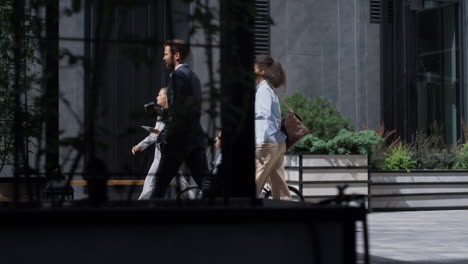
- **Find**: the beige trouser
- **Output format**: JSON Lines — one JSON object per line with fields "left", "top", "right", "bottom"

{"left": 255, "top": 141, "right": 291, "bottom": 200}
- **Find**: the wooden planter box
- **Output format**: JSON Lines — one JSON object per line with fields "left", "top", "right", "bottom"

{"left": 284, "top": 153, "right": 369, "bottom": 205}
{"left": 370, "top": 170, "right": 468, "bottom": 211}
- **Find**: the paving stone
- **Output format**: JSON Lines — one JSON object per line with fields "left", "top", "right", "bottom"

{"left": 357, "top": 210, "right": 468, "bottom": 263}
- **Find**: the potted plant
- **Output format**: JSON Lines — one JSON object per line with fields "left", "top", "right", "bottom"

{"left": 282, "top": 94, "right": 382, "bottom": 203}
{"left": 370, "top": 133, "right": 468, "bottom": 210}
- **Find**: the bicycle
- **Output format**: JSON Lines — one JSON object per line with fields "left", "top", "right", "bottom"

{"left": 261, "top": 185, "right": 305, "bottom": 202}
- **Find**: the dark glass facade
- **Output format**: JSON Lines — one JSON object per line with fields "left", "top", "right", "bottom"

{"left": 415, "top": 2, "right": 460, "bottom": 145}
{"left": 382, "top": 0, "right": 463, "bottom": 145}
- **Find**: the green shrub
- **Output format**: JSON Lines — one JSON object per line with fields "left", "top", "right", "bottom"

{"left": 369, "top": 145, "right": 385, "bottom": 170}
{"left": 288, "top": 134, "right": 323, "bottom": 154}
{"left": 383, "top": 144, "right": 416, "bottom": 171}
{"left": 368, "top": 124, "right": 397, "bottom": 170}
{"left": 308, "top": 137, "right": 328, "bottom": 154}
{"left": 427, "top": 150, "right": 458, "bottom": 169}
{"left": 369, "top": 137, "right": 389, "bottom": 171}
{"left": 323, "top": 129, "right": 383, "bottom": 155}
{"left": 281, "top": 93, "right": 352, "bottom": 141}
{"left": 454, "top": 143, "right": 468, "bottom": 169}
{"left": 408, "top": 132, "right": 445, "bottom": 169}
{"left": 281, "top": 93, "right": 382, "bottom": 157}
{"left": 289, "top": 129, "right": 383, "bottom": 155}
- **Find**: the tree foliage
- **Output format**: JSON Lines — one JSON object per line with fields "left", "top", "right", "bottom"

{"left": 0, "top": 1, "right": 42, "bottom": 172}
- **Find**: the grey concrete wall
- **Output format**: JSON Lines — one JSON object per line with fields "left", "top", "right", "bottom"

{"left": 59, "top": 0, "right": 85, "bottom": 198}
{"left": 189, "top": 0, "right": 221, "bottom": 137}
{"left": 270, "top": 0, "right": 381, "bottom": 130}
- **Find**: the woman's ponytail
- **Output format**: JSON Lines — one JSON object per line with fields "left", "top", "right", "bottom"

{"left": 265, "top": 61, "right": 286, "bottom": 88}
{"left": 255, "top": 55, "right": 286, "bottom": 88}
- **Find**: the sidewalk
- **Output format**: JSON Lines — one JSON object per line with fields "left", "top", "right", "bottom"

{"left": 357, "top": 210, "right": 468, "bottom": 264}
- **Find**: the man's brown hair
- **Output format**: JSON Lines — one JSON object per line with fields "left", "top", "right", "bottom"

{"left": 255, "top": 55, "right": 286, "bottom": 88}
{"left": 164, "top": 39, "right": 190, "bottom": 62}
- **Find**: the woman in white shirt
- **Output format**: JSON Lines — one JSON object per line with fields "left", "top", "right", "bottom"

{"left": 131, "top": 88, "right": 168, "bottom": 199}
{"left": 254, "top": 55, "right": 291, "bottom": 200}
{"left": 131, "top": 88, "right": 195, "bottom": 200}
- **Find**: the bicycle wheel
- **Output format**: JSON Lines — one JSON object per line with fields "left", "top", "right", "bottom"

{"left": 288, "top": 185, "right": 305, "bottom": 202}
{"left": 261, "top": 186, "right": 273, "bottom": 200}
{"left": 176, "top": 186, "right": 201, "bottom": 200}
{"left": 262, "top": 185, "right": 304, "bottom": 202}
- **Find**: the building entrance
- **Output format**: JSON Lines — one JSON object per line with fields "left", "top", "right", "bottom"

{"left": 413, "top": 0, "right": 461, "bottom": 145}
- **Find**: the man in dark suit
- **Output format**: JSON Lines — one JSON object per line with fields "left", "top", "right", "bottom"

{"left": 151, "top": 39, "right": 212, "bottom": 198}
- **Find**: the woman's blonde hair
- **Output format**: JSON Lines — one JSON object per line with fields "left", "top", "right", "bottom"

{"left": 158, "top": 87, "right": 168, "bottom": 108}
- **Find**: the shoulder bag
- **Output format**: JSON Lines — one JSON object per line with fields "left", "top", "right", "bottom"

{"left": 270, "top": 85, "right": 310, "bottom": 150}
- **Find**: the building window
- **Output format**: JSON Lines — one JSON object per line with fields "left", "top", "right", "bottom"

{"left": 414, "top": 2, "right": 460, "bottom": 145}
{"left": 380, "top": 0, "right": 462, "bottom": 144}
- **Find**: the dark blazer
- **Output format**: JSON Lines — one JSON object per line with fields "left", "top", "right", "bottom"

{"left": 160, "top": 64, "right": 206, "bottom": 149}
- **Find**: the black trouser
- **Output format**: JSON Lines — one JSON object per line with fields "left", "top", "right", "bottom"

{"left": 150, "top": 140, "right": 213, "bottom": 198}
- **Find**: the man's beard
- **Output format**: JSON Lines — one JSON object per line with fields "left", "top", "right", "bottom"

{"left": 166, "top": 57, "right": 175, "bottom": 70}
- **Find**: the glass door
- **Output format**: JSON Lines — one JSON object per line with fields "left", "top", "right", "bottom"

{"left": 415, "top": 1, "right": 460, "bottom": 145}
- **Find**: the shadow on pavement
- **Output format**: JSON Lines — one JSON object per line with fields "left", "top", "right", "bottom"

{"left": 358, "top": 254, "right": 468, "bottom": 264}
